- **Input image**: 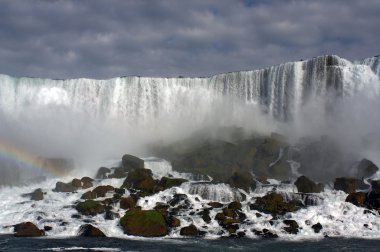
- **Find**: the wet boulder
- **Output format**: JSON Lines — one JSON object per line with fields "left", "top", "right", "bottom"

{"left": 78, "top": 224, "right": 106, "bottom": 237}
{"left": 167, "top": 216, "right": 181, "bottom": 228}
{"left": 81, "top": 177, "right": 94, "bottom": 189}
{"left": 371, "top": 180, "right": 380, "bottom": 190}
{"left": 120, "top": 196, "right": 137, "bottom": 210}
{"left": 345, "top": 192, "right": 367, "bottom": 207}
{"left": 157, "top": 177, "right": 188, "bottom": 190}
{"left": 168, "top": 194, "right": 189, "bottom": 207}
{"left": 107, "top": 167, "right": 128, "bottom": 179}
{"left": 53, "top": 181, "right": 77, "bottom": 192}
{"left": 122, "top": 154, "right": 144, "bottom": 171}
{"left": 250, "top": 192, "right": 298, "bottom": 216}
{"left": 208, "top": 201, "right": 224, "bottom": 208}
{"left": 122, "top": 168, "right": 155, "bottom": 194}
{"left": 228, "top": 201, "right": 242, "bottom": 210}
{"left": 120, "top": 209, "right": 168, "bottom": 237}
{"left": 105, "top": 210, "right": 119, "bottom": 220}
{"left": 22, "top": 188, "right": 44, "bottom": 201}
{"left": 334, "top": 177, "right": 367, "bottom": 193}
{"left": 14, "top": 222, "right": 45, "bottom": 237}
{"left": 96, "top": 167, "right": 111, "bottom": 179}
{"left": 294, "top": 176, "right": 323, "bottom": 193}
{"left": 225, "top": 171, "right": 256, "bottom": 193}
{"left": 283, "top": 219, "right": 299, "bottom": 234}
{"left": 92, "top": 185, "right": 114, "bottom": 198}
{"left": 355, "top": 159, "right": 379, "bottom": 178}
{"left": 72, "top": 178, "right": 82, "bottom": 188}
{"left": 180, "top": 224, "right": 199, "bottom": 236}
{"left": 311, "top": 223, "right": 323, "bottom": 233}
{"left": 75, "top": 200, "right": 106, "bottom": 216}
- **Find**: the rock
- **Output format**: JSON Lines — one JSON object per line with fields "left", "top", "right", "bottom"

{"left": 180, "top": 224, "right": 199, "bottom": 236}
{"left": 122, "top": 154, "right": 144, "bottom": 171}
{"left": 225, "top": 171, "right": 256, "bottom": 193}
{"left": 168, "top": 216, "right": 181, "bottom": 228}
{"left": 120, "top": 209, "right": 168, "bottom": 237}
{"left": 356, "top": 159, "right": 379, "bottom": 178}
{"left": 223, "top": 208, "right": 237, "bottom": 219}
{"left": 81, "top": 177, "right": 94, "bottom": 189}
{"left": 75, "top": 200, "right": 105, "bottom": 216}
{"left": 311, "top": 223, "right": 323, "bottom": 233}
{"left": 208, "top": 202, "right": 223, "bottom": 208}
{"left": 92, "top": 185, "right": 114, "bottom": 198}
{"left": 114, "top": 188, "right": 126, "bottom": 194}
{"left": 108, "top": 167, "right": 128, "bottom": 179}
{"left": 250, "top": 192, "right": 297, "bottom": 216}
{"left": 283, "top": 220, "right": 299, "bottom": 234}
{"left": 44, "top": 226, "right": 52, "bottom": 231}
{"left": 81, "top": 191, "right": 96, "bottom": 200}
{"left": 53, "top": 181, "right": 77, "bottom": 192}
{"left": 72, "top": 178, "right": 82, "bottom": 188}
{"left": 228, "top": 201, "right": 242, "bottom": 210}
{"left": 22, "top": 188, "right": 44, "bottom": 201}
{"left": 168, "top": 194, "right": 188, "bottom": 206}
{"left": 197, "top": 209, "right": 211, "bottom": 223}
{"left": 334, "top": 177, "right": 367, "bottom": 193}
{"left": 345, "top": 192, "right": 366, "bottom": 207}
{"left": 122, "top": 168, "right": 155, "bottom": 194}
{"left": 105, "top": 210, "right": 119, "bottom": 220}
{"left": 120, "top": 196, "right": 136, "bottom": 210}
{"left": 14, "top": 222, "right": 45, "bottom": 237}
{"left": 371, "top": 180, "right": 380, "bottom": 190}
{"left": 294, "top": 176, "right": 323, "bottom": 193}
{"left": 78, "top": 224, "right": 106, "bottom": 237}
{"left": 96, "top": 167, "right": 111, "bottom": 179}
{"left": 157, "top": 177, "right": 187, "bottom": 190}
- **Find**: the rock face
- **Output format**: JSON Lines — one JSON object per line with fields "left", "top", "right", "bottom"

{"left": 334, "top": 177, "right": 367, "bottom": 193}
{"left": 180, "top": 224, "right": 199, "bottom": 236}
{"left": 226, "top": 171, "right": 256, "bottom": 192}
{"left": 14, "top": 222, "right": 45, "bottom": 237}
{"left": 122, "top": 154, "right": 144, "bottom": 171}
{"left": 75, "top": 200, "right": 106, "bottom": 216}
{"left": 250, "top": 192, "right": 298, "bottom": 216}
{"left": 294, "top": 176, "right": 323, "bottom": 193}
{"left": 120, "top": 209, "right": 168, "bottom": 237}
{"left": 122, "top": 169, "right": 156, "bottom": 194}
{"left": 78, "top": 224, "right": 106, "bottom": 237}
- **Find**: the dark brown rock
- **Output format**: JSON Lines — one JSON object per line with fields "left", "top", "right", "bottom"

{"left": 228, "top": 201, "right": 242, "bottom": 210}
{"left": 122, "top": 154, "right": 144, "bottom": 171}
{"left": 14, "top": 222, "right": 45, "bottom": 237}
{"left": 250, "top": 192, "right": 297, "bottom": 216}
{"left": 157, "top": 177, "right": 187, "bottom": 190}
{"left": 96, "top": 167, "right": 111, "bottom": 179}
{"left": 334, "top": 177, "right": 363, "bottom": 193}
{"left": 53, "top": 181, "right": 77, "bottom": 192}
{"left": 346, "top": 192, "right": 366, "bottom": 207}
{"left": 294, "top": 176, "right": 323, "bottom": 193}
{"left": 180, "top": 224, "right": 199, "bottom": 236}
{"left": 283, "top": 219, "right": 299, "bottom": 234}
{"left": 122, "top": 169, "right": 155, "bottom": 194}
{"left": 75, "top": 200, "right": 105, "bottom": 216}
{"left": 78, "top": 224, "right": 106, "bottom": 237}
{"left": 208, "top": 202, "right": 223, "bottom": 208}
{"left": 226, "top": 171, "right": 256, "bottom": 192}
{"left": 92, "top": 185, "right": 114, "bottom": 198}
{"left": 311, "top": 223, "right": 323, "bottom": 233}
{"left": 120, "top": 196, "right": 136, "bottom": 210}
{"left": 81, "top": 177, "right": 94, "bottom": 189}
{"left": 72, "top": 178, "right": 82, "bottom": 188}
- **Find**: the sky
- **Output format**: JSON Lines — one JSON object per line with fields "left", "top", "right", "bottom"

{"left": 0, "top": 0, "right": 379, "bottom": 79}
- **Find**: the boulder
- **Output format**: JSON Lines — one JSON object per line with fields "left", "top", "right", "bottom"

{"left": 107, "top": 167, "right": 128, "bottom": 179}
{"left": 120, "top": 196, "right": 136, "bottom": 210}
{"left": 75, "top": 200, "right": 105, "bottom": 216}
{"left": 294, "top": 176, "right": 323, "bottom": 193}
{"left": 81, "top": 177, "right": 94, "bottom": 189}
{"left": 250, "top": 192, "right": 298, "bottom": 216}
{"left": 78, "top": 224, "right": 106, "bottom": 237}
{"left": 53, "top": 181, "right": 77, "bottom": 193}
{"left": 122, "top": 154, "right": 144, "bottom": 171}
{"left": 96, "top": 167, "right": 111, "bottom": 179}
{"left": 228, "top": 201, "right": 242, "bottom": 210}
{"left": 225, "top": 171, "right": 256, "bottom": 192}
{"left": 208, "top": 202, "right": 224, "bottom": 208}
{"left": 122, "top": 169, "right": 155, "bottom": 194}
{"left": 334, "top": 177, "right": 367, "bottom": 193}
{"left": 120, "top": 209, "right": 168, "bottom": 237}
{"left": 311, "top": 223, "right": 323, "bottom": 233}
{"left": 180, "top": 224, "right": 199, "bottom": 236}
{"left": 22, "top": 188, "right": 44, "bottom": 201}
{"left": 81, "top": 191, "right": 96, "bottom": 200}
{"left": 371, "top": 180, "right": 380, "bottom": 190}
{"left": 283, "top": 219, "right": 299, "bottom": 234}
{"left": 105, "top": 210, "right": 119, "bottom": 220}
{"left": 345, "top": 192, "right": 366, "bottom": 207}
{"left": 157, "top": 177, "right": 187, "bottom": 190}
{"left": 72, "top": 178, "right": 82, "bottom": 188}
{"left": 168, "top": 194, "right": 189, "bottom": 207}
{"left": 167, "top": 216, "right": 181, "bottom": 228}
{"left": 92, "top": 185, "right": 114, "bottom": 198}
{"left": 355, "top": 159, "right": 379, "bottom": 178}
{"left": 14, "top": 222, "right": 45, "bottom": 237}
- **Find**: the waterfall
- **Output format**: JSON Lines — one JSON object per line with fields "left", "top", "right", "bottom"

{"left": 1, "top": 55, "right": 378, "bottom": 126}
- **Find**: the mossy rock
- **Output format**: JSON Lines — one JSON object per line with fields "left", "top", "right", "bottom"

{"left": 122, "top": 154, "right": 145, "bottom": 171}
{"left": 75, "top": 200, "right": 105, "bottom": 216}
{"left": 158, "top": 177, "right": 188, "bottom": 190}
{"left": 120, "top": 196, "right": 136, "bottom": 210}
{"left": 122, "top": 169, "right": 156, "bottom": 194}
{"left": 180, "top": 224, "right": 199, "bottom": 236}
{"left": 120, "top": 209, "right": 168, "bottom": 237}
{"left": 250, "top": 192, "right": 298, "bottom": 216}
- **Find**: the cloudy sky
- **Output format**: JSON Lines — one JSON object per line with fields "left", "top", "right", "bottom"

{"left": 0, "top": 0, "right": 379, "bottom": 79}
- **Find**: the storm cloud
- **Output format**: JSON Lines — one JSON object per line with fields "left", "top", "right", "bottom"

{"left": 0, "top": 0, "right": 379, "bottom": 79}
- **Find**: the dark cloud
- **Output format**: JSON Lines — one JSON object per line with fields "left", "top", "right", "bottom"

{"left": 0, "top": 0, "right": 379, "bottom": 79}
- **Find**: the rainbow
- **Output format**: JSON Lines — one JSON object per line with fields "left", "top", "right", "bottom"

{"left": 0, "top": 140, "right": 72, "bottom": 177}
